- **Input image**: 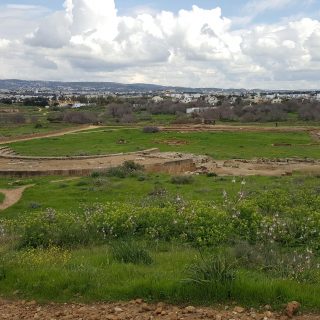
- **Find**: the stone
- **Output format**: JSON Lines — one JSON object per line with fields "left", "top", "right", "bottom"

{"left": 141, "top": 303, "right": 153, "bottom": 312}
{"left": 155, "top": 307, "right": 163, "bottom": 315}
{"left": 234, "top": 306, "right": 245, "bottom": 313}
{"left": 265, "top": 311, "right": 273, "bottom": 318}
{"left": 114, "top": 307, "right": 123, "bottom": 314}
{"left": 135, "top": 299, "right": 143, "bottom": 304}
{"left": 285, "top": 301, "right": 300, "bottom": 318}
{"left": 185, "top": 306, "right": 196, "bottom": 313}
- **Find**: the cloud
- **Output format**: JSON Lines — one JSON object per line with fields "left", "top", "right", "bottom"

{"left": 0, "top": 0, "right": 320, "bottom": 89}
{"left": 243, "top": 0, "right": 296, "bottom": 16}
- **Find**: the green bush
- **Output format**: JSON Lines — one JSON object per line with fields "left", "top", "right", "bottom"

{"left": 106, "top": 161, "right": 144, "bottom": 178}
{"left": 186, "top": 253, "right": 237, "bottom": 285}
{"left": 171, "top": 175, "right": 194, "bottom": 185}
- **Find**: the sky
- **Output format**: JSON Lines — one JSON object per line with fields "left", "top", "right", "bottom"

{"left": 0, "top": 0, "right": 320, "bottom": 89}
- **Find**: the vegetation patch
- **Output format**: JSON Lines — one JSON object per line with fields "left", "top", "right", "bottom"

{"left": 0, "top": 193, "right": 5, "bottom": 205}
{"left": 110, "top": 241, "right": 153, "bottom": 265}
{"left": 171, "top": 175, "right": 194, "bottom": 185}
{"left": 8, "top": 129, "right": 320, "bottom": 159}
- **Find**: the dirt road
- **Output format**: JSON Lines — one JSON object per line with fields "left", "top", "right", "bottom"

{"left": 0, "top": 299, "right": 317, "bottom": 320}
{"left": 0, "top": 185, "right": 33, "bottom": 211}
{"left": 0, "top": 125, "right": 101, "bottom": 145}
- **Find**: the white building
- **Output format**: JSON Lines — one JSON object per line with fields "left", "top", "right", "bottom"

{"left": 271, "top": 98, "right": 283, "bottom": 104}
{"left": 206, "top": 96, "right": 219, "bottom": 105}
{"left": 151, "top": 96, "right": 164, "bottom": 103}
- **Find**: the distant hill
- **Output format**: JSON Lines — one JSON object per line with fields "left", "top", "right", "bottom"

{"left": 0, "top": 79, "right": 229, "bottom": 93}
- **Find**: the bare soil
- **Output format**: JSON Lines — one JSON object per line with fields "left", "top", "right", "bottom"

{"left": 0, "top": 299, "right": 318, "bottom": 320}
{"left": 0, "top": 185, "right": 33, "bottom": 211}
{"left": 147, "top": 152, "right": 320, "bottom": 177}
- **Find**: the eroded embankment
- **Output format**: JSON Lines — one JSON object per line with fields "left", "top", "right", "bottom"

{"left": 0, "top": 149, "right": 196, "bottom": 177}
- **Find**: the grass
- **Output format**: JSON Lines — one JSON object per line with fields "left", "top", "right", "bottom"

{"left": 0, "top": 192, "right": 4, "bottom": 204}
{"left": 1, "top": 173, "right": 319, "bottom": 219}
{"left": 0, "top": 168, "right": 319, "bottom": 308}
{"left": 0, "top": 122, "right": 78, "bottom": 139}
{"left": 7, "top": 128, "right": 320, "bottom": 159}
{"left": 0, "top": 244, "right": 319, "bottom": 309}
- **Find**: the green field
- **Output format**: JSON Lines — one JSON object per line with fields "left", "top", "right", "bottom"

{"left": 0, "top": 123, "right": 77, "bottom": 139}
{"left": 0, "top": 172, "right": 320, "bottom": 309}
{"left": 8, "top": 128, "right": 320, "bottom": 159}
{"left": 1, "top": 117, "right": 320, "bottom": 309}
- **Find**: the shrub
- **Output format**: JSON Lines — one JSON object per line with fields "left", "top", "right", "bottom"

{"left": 29, "top": 202, "right": 41, "bottom": 209}
{"left": 106, "top": 161, "right": 144, "bottom": 178}
{"left": 34, "top": 123, "right": 43, "bottom": 129}
{"left": 76, "top": 181, "right": 89, "bottom": 187}
{"left": 93, "top": 177, "right": 109, "bottom": 188}
{"left": 63, "top": 111, "right": 98, "bottom": 124}
{"left": 171, "top": 175, "right": 194, "bottom": 185}
{"left": 91, "top": 171, "right": 102, "bottom": 178}
{"left": 207, "top": 172, "right": 218, "bottom": 177}
{"left": 184, "top": 252, "right": 237, "bottom": 297}
{"left": 142, "top": 126, "right": 160, "bottom": 133}
{"left": 110, "top": 241, "right": 153, "bottom": 265}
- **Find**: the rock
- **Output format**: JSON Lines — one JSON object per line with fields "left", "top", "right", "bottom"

{"left": 264, "top": 305, "right": 272, "bottom": 311}
{"left": 155, "top": 307, "right": 163, "bottom": 315}
{"left": 285, "top": 301, "right": 300, "bottom": 318}
{"left": 265, "top": 311, "right": 273, "bottom": 318}
{"left": 185, "top": 306, "right": 196, "bottom": 313}
{"left": 141, "top": 303, "right": 153, "bottom": 312}
{"left": 114, "top": 307, "right": 123, "bottom": 314}
{"left": 233, "top": 306, "right": 245, "bottom": 313}
{"left": 135, "top": 299, "right": 143, "bottom": 304}
{"left": 215, "top": 315, "right": 222, "bottom": 320}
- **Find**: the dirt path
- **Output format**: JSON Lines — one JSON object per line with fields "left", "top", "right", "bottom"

{"left": 0, "top": 299, "right": 317, "bottom": 320}
{"left": 0, "top": 185, "right": 33, "bottom": 211}
{"left": 160, "top": 124, "right": 320, "bottom": 134}
{"left": 0, "top": 125, "right": 101, "bottom": 145}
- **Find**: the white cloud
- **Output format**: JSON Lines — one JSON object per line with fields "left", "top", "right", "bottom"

{"left": 243, "top": 0, "right": 296, "bottom": 16}
{"left": 0, "top": 0, "right": 320, "bottom": 89}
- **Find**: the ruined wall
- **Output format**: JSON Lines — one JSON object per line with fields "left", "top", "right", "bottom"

{"left": 145, "top": 159, "right": 196, "bottom": 175}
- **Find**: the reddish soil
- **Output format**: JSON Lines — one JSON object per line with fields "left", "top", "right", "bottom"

{"left": 0, "top": 299, "right": 318, "bottom": 320}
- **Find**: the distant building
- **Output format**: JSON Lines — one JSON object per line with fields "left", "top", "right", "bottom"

{"left": 271, "top": 98, "right": 283, "bottom": 104}
{"left": 151, "top": 96, "right": 164, "bottom": 103}
{"left": 206, "top": 96, "right": 219, "bottom": 105}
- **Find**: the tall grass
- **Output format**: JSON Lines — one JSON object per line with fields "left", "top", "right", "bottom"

{"left": 0, "top": 245, "right": 320, "bottom": 309}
